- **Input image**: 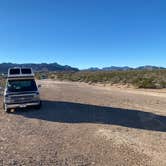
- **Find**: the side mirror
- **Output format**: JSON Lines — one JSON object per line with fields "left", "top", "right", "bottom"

{"left": 38, "top": 84, "right": 42, "bottom": 88}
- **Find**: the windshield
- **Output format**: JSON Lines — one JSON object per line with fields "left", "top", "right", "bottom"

{"left": 7, "top": 79, "right": 37, "bottom": 92}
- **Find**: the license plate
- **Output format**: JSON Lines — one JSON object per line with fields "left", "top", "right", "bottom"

{"left": 20, "top": 104, "right": 26, "bottom": 108}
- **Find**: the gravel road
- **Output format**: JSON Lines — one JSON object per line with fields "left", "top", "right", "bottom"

{"left": 0, "top": 80, "right": 166, "bottom": 166}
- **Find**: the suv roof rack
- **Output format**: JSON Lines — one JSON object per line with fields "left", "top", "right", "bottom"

{"left": 8, "top": 67, "right": 34, "bottom": 78}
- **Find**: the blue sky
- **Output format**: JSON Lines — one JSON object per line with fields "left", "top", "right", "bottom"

{"left": 0, "top": 0, "right": 166, "bottom": 69}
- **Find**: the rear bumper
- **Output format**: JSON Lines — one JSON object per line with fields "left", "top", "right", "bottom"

{"left": 6, "top": 101, "right": 40, "bottom": 109}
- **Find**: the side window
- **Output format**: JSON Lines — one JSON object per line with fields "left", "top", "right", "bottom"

{"left": 21, "top": 68, "right": 32, "bottom": 74}
{"left": 9, "top": 69, "right": 20, "bottom": 75}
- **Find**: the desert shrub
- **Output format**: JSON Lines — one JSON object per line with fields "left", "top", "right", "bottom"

{"left": 36, "top": 69, "right": 166, "bottom": 89}
{"left": 133, "top": 78, "right": 156, "bottom": 88}
{"left": 0, "top": 76, "right": 6, "bottom": 88}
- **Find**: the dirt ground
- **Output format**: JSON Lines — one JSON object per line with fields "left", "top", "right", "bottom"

{"left": 0, "top": 80, "right": 166, "bottom": 166}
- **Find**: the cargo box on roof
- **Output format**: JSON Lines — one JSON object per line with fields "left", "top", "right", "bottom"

{"left": 8, "top": 68, "right": 34, "bottom": 78}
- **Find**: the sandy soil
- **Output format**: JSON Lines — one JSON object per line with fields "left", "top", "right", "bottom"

{"left": 0, "top": 80, "right": 166, "bottom": 166}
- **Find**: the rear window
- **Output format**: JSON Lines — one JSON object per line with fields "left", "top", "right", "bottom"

{"left": 7, "top": 79, "right": 37, "bottom": 92}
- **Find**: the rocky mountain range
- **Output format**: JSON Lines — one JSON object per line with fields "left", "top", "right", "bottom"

{"left": 0, "top": 63, "right": 165, "bottom": 73}
{"left": 85, "top": 65, "right": 165, "bottom": 71}
{"left": 0, "top": 63, "right": 79, "bottom": 73}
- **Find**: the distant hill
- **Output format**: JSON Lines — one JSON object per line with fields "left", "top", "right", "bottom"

{"left": 85, "top": 66, "right": 166, "bottom": 71}
{"left": 0, "top": 63, "right": 79, "bottom": 73}
{"left": 0, "top": 63, "right": 165, "bottom": 74}
{"left": 135, "top": 66, "right": 166, "bottom": 70}
{"left": 102, "top": 66, "right": 133, "bottom": 71}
